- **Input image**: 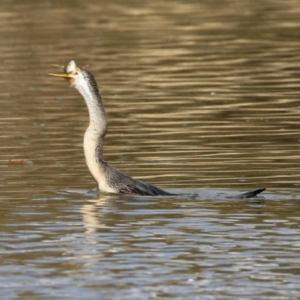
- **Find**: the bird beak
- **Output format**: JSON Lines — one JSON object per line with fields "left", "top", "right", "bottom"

{"left": 48, "top": 64, "right": 75, "bottom": 86}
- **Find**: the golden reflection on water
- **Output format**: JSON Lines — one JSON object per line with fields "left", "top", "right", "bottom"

{"left": 1, "top": 1, "right": 300, "bottom": 299}
{"left": 1, "top": 1, "right": 300, "bottom": 196}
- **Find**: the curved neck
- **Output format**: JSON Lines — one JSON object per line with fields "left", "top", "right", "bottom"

{"left": 75, "top": 75, "right": 107, "bottom": 155}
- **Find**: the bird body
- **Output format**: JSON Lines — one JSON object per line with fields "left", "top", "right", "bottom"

{"left": 49, "top": 60, "right": 264, "bottom": 198}
{"left": 49, "top": 61, "right": 172, "bottom": 196}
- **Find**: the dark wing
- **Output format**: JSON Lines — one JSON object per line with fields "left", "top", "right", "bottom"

{"left": 103, "top": 161, "right": 173, "bottom": 196}
{"left": 129, "top": 180, "right": 173, "bottom": 196}
{"left": 120, "top": 180, "right": 173, "bottom": 196}
{"left": 233, "top": 188, "right": 266, "bottom": 199}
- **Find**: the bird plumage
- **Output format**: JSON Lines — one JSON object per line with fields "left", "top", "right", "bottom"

{"left": 49, "top": 60, "right": 264, "bottom": 198}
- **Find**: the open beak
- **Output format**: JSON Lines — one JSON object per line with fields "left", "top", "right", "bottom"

{"left": 48, "top": 64, "right": 75, "bottom": 86}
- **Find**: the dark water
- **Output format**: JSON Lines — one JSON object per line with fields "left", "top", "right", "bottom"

{"left": 1, "top": 0, "right": 300, "bottom": 299}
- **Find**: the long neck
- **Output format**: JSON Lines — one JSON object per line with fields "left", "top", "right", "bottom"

{"left": 75, "top": 73, "right": 107, "bottom": 156}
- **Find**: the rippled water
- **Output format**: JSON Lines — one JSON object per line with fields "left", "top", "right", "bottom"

{"left": 1, "top": 0, "right": 300, "bottom": 299}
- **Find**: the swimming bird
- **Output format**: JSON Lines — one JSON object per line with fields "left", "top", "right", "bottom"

{"left": 49, "top": 60, "right": 265, "bottom": 198}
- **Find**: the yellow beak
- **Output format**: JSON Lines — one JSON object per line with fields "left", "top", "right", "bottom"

{"left": 48, "top": 72, "right": 74, "bottom": 78}
{"left": 48, "top": 64, "right": 75, "bottom": 85}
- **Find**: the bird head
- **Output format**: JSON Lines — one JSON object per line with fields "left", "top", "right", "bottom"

{"left": 48, "top": 60, "right": 85, "bottom": 87}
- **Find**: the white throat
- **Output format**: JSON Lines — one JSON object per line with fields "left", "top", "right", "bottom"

{"left": 72, "top": 74, "right": 112, "bottom": 191}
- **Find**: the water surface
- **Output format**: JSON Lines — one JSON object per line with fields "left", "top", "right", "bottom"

{"left": 1, "top": 0, "right": 300, "bottom": 299}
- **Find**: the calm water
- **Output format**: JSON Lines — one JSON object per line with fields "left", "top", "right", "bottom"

{"left": 1, "top": 0, "right": 300, "bottom": 299}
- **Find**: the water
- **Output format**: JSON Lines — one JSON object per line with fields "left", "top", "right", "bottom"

{"left": 1, "top": 0, "right": 300, "bottom": 299}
